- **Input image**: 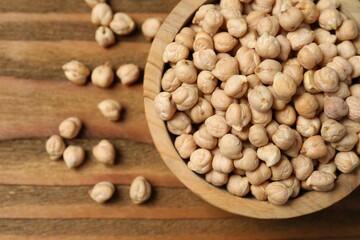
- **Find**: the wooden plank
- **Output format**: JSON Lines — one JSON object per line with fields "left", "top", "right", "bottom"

{"left": 0, "top": 13, "right": 168, "bottom": 41}
{"left": 0, "top": 0, "right": 179, "bottom": 13}
{"left": 0, "top": 139, "right": 182, "bottom": 187}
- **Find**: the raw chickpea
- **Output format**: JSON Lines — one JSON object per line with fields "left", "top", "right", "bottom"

{"left": 117, "top": 63, "right": 140, "bottom": 86}
{"left": 297, "top": 43, "right": 323, "bottom": 70}
{"left": 247, "top": 85, "right": 273, "bottom": 112}
{"left": 95, "top": 26, "right": 115, "bottom": 48}
{"left": 193, "top": 49, "right": 218, "bottom": 71}
{"left": 175, "top": 60, "right": 197, "bottom": 84}
{"left": 265, "top": 120, "right": 279, "bottom": 140}
{"left": 255, "top": 33, "right": 280, "bottom": 59}
{"left": 250, "top": 107, "right": 272, "bottom": 126}
{"left": 187, "top": 98, "right": 213, "bottom": 124}
{"left": 197, "top": 71, "right": 218, "bottom": 94}
{"left": 161, "top": 68, "right": 181, "bottom": 92}
{"left": 218, "top": 134, "right": 243, "bottom": 159}
{"left": 257, "top": 143, "right": 281, "bottom": 167}
{"left": 314, "top": 67, "right": 339, "bottom": 93}
{"left": 282, "top": 59, "right": 304, "bottom": 86}
{"left": 175, "top": 134, "right": 197, "bottom": 159}
{"left": 46, "top": 135, "right": 66, "bottom": 160}
{"left": 316, "top": 0, "right": 340, "bottom": 12}
{"left": 287, "top": 28, "right": 314, "bottom": 51}
{"left": 163, "top": 42, "right": 189, "bottom": 63}
{"left": 205, "top": 170, "right": 228, "bottom": 186}
{"left": 220, "top": 8, "right": 241, "bottom": 22}
{"left": 226, "top": 103, "right": 251, "bottom": 131}
{"left": 247, "top": 74, "right": 262, "bottom": 90}
{"left": 232, "top": 125, "right": 250, "bottom": 141}
{"left": 226, "top": 175, "right": 250, "bottom": 197}
{"left": 271, "top": 155, "right": 293, "bottom": 181}
{"left": 224, "top": 75, "right": 248, "bottom": 99}
{"left": 350, "top": 84, "right": 360, "bottom": 97}
{"left": 349, "top": 56, "right": 360, "bottom": 78}
{"left": 154, "top": 92, "right": 176, "bottom": 121}
{"left": 326, "top": 82, "right": 350, "bottom": 99}
{"left": 291, "top": 154, "right": 313, "bottom": 180}
{"left": 201, "top": 9, "right": 224, "bottom": 35}
{"left": 130, "top": 176, "right": 152, "bottom": 204}
{"left": 296, "top": 0, "right": 319, "bottom": 24}
{"left": 192, "top": 4, "right": 216, "bottom": 25}
{"left": 98, "top": 99, "right": 122, "bottom": 121}
{"left": 84, "top": 0, "right": 106, "bottom": 8}
{"left": 284, "top": 130, "right": 303, "bottom": 158}
{"left": 268, "top": 86, "right": 290, "bottom": 110}
{"left": 319, "top": 9, "right": 343, "bottom": 31}
{"left": 246, "top": 163, "right": 272, "bottom": 186}
{"left": 193, "top": 127, "right": 218, "bottom": 150}
{"left": 327, "top": 56, "right": 353, "bottom": 81}
{"left": 251, "top": 0, "right": 275, "bottom": 13}
{"left": 227, "top": 17, "right": 248, "bottom": 38}
{"left": 175, "top": 27, "right": 196, "bottom": 50}
{"left": 141, "top": 18, "right": 162, "bottom": 41}
{"left": 235, "top": 46, "right": 261, "bottom": 75}
{"left": 346, "top": 96, "right": 360, "bottom": 121}
{"left": 62, "top": 60, "right": 90, "bottom": 85}
{"left": 318, "top": 162, "right": 337, "bottom": 179}
{"left": 318, "top": 144, "right": 336, "bottom": 164}
{"left": 246, "top": 11, "right": 268, "bottom": 30}
{"left": 281, "top": 176, "right": 301, "bottom": 198}
{"left": 303, "top": 70, "right": 321, "bottom": 94}
{"left": 306, "top": 170, "right": 335, "bottom": 192}
{"left": 212, "top": 56, "right": 239, "bottom": 82}
{"left": 89, "top": 181, "right": 115, "bottom": 203}
{"left": 211, "top": 88, "right": 233, "bottom": 111}
{"left": 271, "top": 0, "right": 292, "bottom": 17}
{"left": 276, "top": 35, "right": 291, "bottom": 62}
{"left": 256, "top": 16, "right": 279, "bottom": 36}
{"left": 63, "top": 145, "right": 85, "bottom": 169}
{"left": 250, "top": 181, "right": 269, "bottom": 201}
{"left": 272, "top": 72, "right": 297, "bottom": 100}
{"left": 92, "top": 140, "right": 116, "bottom": 165}
{"left": 275, "top": 105, "right": 296, "bottom": 126}
{"left": 234, "top": 148, "right": 259, "bottom": 171}
{"left": 255, "top": 59, "right": 282, "bottom": 85}
{"left": 220, "top": 0, "right": 242, "bottom": 11}
{"left": 172, "top": 83, "right": 198, "bottom": 111}
{"left": 296, "top": 116, "right": 321, "bottom": 137}
{"left": 321, "top": 119, "right": 346, "bottom": 143}
{"left": 205, "top": 114, "right": 230, "bottom": 138}
{"left": 341, "top": 118, "right": 360, "bottom": 133}
{"left": 279, "top": 7, "right": 304, "bottom": 31}
{"left": 212, "top": 154, "right": 234, "bottom": 173}
{"left": 266, "top": 182, "right": 292, "bottom": 205}
{"left": 272, "top": 125, "right": 295, "bottom": 150}
{"left": 294, "top": 93, "right": 319, "bottom": 118}
{"left": 331, "top": 130, "right": 358, "bottom": 152}
{"left": 193, "top": 32, "right": 214, "bottom": 52}
{"left": 91, "top": 62, "right": 114, "bottom": 88}
{"left": 240, "top": 29, "right": 259, "bottom": 49}
{"left": 336, "top": 19, "right": 359, "bottom": 41}
{"left": 249, "top": 124, "right": 268, "bottom": 147}
{"left": 59, "top": 117, "right": 82, "bottom": 139}
{"left": 188, "top": 149, "right": 213, "bottom": 174}
{"left": 337, "top": 41, "right": 356, "bottom": 59}
{"left": 109, "top": 13, "right": 135, "bottom": 36}
{"left": 324, "top": 96, "right": 348, "bottom": 120}
{"left": 314, "top": 29, "right": 337, "bottom": 45}
{"left": 213, "top": 32, "right": 238, "bottom": 53}
{"left": 301, "top": 135, "right": 328, "bottom": 159}
{"left": 166, "top": 112, "right": 192, "bottom": 135}
{"left": 91, "top": 3, "right": 113, "bottom": 26}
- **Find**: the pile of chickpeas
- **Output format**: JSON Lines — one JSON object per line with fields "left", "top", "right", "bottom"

{"left": 154, "top": 0, "right": 360, "bottom": 205}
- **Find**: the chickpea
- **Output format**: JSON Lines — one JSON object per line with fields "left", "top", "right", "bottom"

{"left": 91, "top": 62, "right": 114, "bottom": 88}
{"left": 213, "top": 32, "right": 238, "bottom": 53}
{"left": 349, "top": 56, "right": 360, "bottom": 78}
{"left": 346, "top": 96, "right": 360, "bottom": 122}
{"left": 240, "top": 29, "right": 259, "bottom": 49}
{"left": 281, "top": 176, "right": 301, "bottom": 198}
{"left": 193, "top": 32, "right": 214, "bottom": 52}
{"left": 317, "top": 162, "right": 337, "bottom": 179}
{"left": 234, "top": 148, "right": 259, "bottom": 171}
{"left": 201, "top": 9, "right": 224, "bottom": 35}
{"left": 172, "top": 83, "right": 198, "bottom": 111}
{"left": 193, "top": 49, "right": 218, "bottom": 71}
{"left": 117, "top": 63, "right": 140, "bottom": 86}
{"left": 341, "top": 118, "right": 360, "bottom": 133}
{"left": 279, "top": 7, "right": 304, "bottom": 31}
{"left": 331, "top": 130, "right": 358, "bottom": 152}
{"left": 247, "top": 85, "right": 273, "bottom": 112}
{"left": 254, "top": 59, "right": 282, "bottom": 85}
{"left": 251, "top": 0, "right": 275, "bottom": 13}
{"left": 250, "top": 107, "right": 272, "bottom": 126}
{"left": 63, "top": 145, "right": 85, "bottom": 169}
{"left": 98, "top": 99, "right": 122, "bottom": 122}
{"left": 95, "top": 26, "right": 115, "bottom": 48}
{"left": 175, "top": 60, "right": 197, "bottom": 84}
{"left": 282, "top": 59, "right": 304, "bottom": 86}
{"left": 227, "top": 17, "right": 248, "bottom": 38}
{"left": 163, "top": 42, "right": 189, "bottom": 63}
{"left": 319, "top": 9, "right": 343, "bottom": 31}
{"left": 205, "top": 114, "right": 230, "bottom": 138}
{"left": 218, "top": 134, "right": 243, "bottom": 159}
{"left": 256, "top": 16, "right": 279, "bottom": 36}
{"left": 303, "top": 70, "right": 320, "bottom": 93}
{"left": 276, "top": 35, "right": 291, "bottom": 62}
{"left": 232, "top": 125, "right": 250, "bottom": 141}
{"left": 323, "top": 96, "right": 348, "bottom": 120}
{"left": 255, "top": 33, "right": 280, "bottom": 58}
{"left": 296, "top": 0, "right": 319, "bottom": 24}
{"left": 212, "top": 153, "right": 234, "bottom": 173}
{"left": 284, "top": 130, "right": 303, "bottom": 158}
{"left": 271, "top": 0, "right": 292, "bottom": 16}
{"left": 226, "top": 103, "right": 251, "bottom": 131}
{"left": 246, "top": 163, "right": 272, "bottom": 186}
{"left": 141, "top": 18, "right": 162, "bottom": 41}
{"left": 296, "top": 116, "right": 320, "bottom": 138}
{"left": 291, "top": 154, "right": 313, "bottom": 180}
{"left": 166, "top": 112, "right": 192, "bottom": 135}
{"left": 266, "top": 182, "right": 292, "bottom": 205}
{"left": 294, "top": 93, "right": 319, "bottom": 118}
{"left": 268, "top": 86, "right": 290, "bottom": 110}
{"left": 220, "top": 8, "right": 242, "bottom": 22}
{"left": 226, "top": 175, "right": 250, "bottom": 197}
{"left": 272, "top": 125, "right": 295, "bottom": 150}
{"left": 62, "top": 60, "right": 90, "bottom": 85}
{"left": 89, "top": 181, "right": 115, "bottom": 203}
{"left": 174, "top": 134, "right": 197, "bottom": 159}
{"left": 306, "top": 170, "right": 335, "bottom": 192}
{"left": 175, "top": 27, "right": 196, "bottom": 50}
{"left": 187, "top": 98, "right": 213, "bottom": 124}
{"left": 271, "top": 155, "right": 293, "bottom": 181}
{"left": 205, "top": 170, "right": 229, "bottom": 187}
{"left": 326, "top": 82, "right": 350, "bottom": 99}
{"left": 265, "top": 120, "right": 279, "bottom": 140}
{"left": 318, "top": 144, "right": 336, "bottom": 164}
{"left": 109, "top": 13, "right": 135, "bottom": 36}
{"left": 235, "top": 46, "right": 261, "bottom": 75}
{"left": 257, "top": 143, "right": 281, "bottom": 167}
{"left": 193, "top": 127, "right": 218, "bottom": 150}
{"left": 301, "top": 135, "right": 328, "bottom": 159}
{"left": 337, "top": 41, "right": 356, "bottom": 59}
{"left": 251, "top": 181, "right": 269, "bottom": 201}
{"left": 314, "top": 67, "right": 339, "bottom": 93}
{"left": 275, "top": 105, "right": 296, "bottom": 126}
{"left": 45, "top": 135, "right": 66, "bottom": 160}
{"left": 320, "top": 119, "right": 346, "bottom": 143}
{"left": 316, "top": 0, "right": 340, "bottom": 12}
{"left": 188, "top": 149, "right": 213, "bottom": 174}
{"left": 350, "top": 84, "right": 360, "bottom": 97}
{"left": 192, "top": 4, "right": 216, "bottom": 25}
{"left": 212, "top": 56, "right": 239, "bottom": 81}
{"left": 161, "top": 69, "right": 181, "bottom": 92}
{"left": 272, "top": 72, "right": 297, "bottom": 100}
{"left": 249, "top": 124, "right": 268, "bottom": 147}
{"left": 197, "top": 71, "right": 218, "bottom": 94}
{"left": 287, "top": 27, "right": 314, "bottom": 51}
{"left": 223, "top": 76, "right": 248, "bottom": 99}
{"left": 336, "top": 19, "right": 359, "bottom": 41}
{"left": 211, "top": 88, "right": 233, "bottom": 111}
{"left": 59, "top": 117, "right": 82, "bottom": 139}
{"left": 327, "top": 56, "right": 353, "bottom": 81}
{"left": 92, "top": 140, "right": 116, "bottom": 165}
{"left": 297, "top": 43, "right": 323, "bottom": 70}
{"left": 91, "top": 3, "right": 113, "bottom": 26}
{"left": 130, "top": 176, "right": 152, "bottom": 204}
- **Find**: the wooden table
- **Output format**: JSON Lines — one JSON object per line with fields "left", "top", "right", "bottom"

{"left": 0, "top": 0, "right": 359, "bottom": 239}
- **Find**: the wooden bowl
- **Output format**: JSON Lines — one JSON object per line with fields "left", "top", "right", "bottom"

{"left": 143, "top": 0, "right": 360, "bottom": 219}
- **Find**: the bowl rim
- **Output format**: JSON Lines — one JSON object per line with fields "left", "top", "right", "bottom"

{"left": 143, "top": 0, "right": 360, "bottom": 219}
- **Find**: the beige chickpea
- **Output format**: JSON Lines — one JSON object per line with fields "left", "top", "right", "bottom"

{"left": 286, "top": 28, "right": 314, "bottom": 51}
{"left": 281, "top": 176, "right": 301, "bottom": 198}
{"left": 59, "top": 117, "right": 82, "bottom": 139}
{"left": 331, "top": 130, "right": 358, "bottom": 152}
{"left": 211, "top": 88, "right": 233, "bottom": 111}
{"left": 278, "top": 7, "right": 304, "bottom": 31}
{"left": 62, "top": 60, "right": 90, "bottom": 85}
{"left": 276, "top": 35, "right": 291, "bottom": 62}
{"left": 220, "top": 0, "right": 242, "bottom": 11}
{"left": 313, "top": 67, "right": 339, "bottom": 93}
{"left": 303, "top": 70, "right": 321, "bottom": 94}
{"left": 187, "top": 98, "right": 213, "bottom": 124}
{"left": 318, "top": 144, "right": 336, "bottom": 164}
{"left": 265, "top": 120, "right": 279, "bottom": 140}
{"left": 212, "top": 154, "right": 234, "bottom": 173}
{"left": 84, "top": 0, "right": 106, "bottom": 8}
{"left": 234, "top": 148, "right": 259, "bottom": 171}
{"left": 317, "top": 162, "right": 337, "bottom": 179}
{"left": 282, "top": 58, "right": 304, "bottom": 86}
{"left": 166, "top": 112, "right": 192, "bottom": 135}
{"left": 255, "top": 33, "right": 280, "bottom": 58}
{"left": 91, "top": 62, "right": 114, "bottom": 88}
{"left": 314, "top": 29, "right": 337, "bottom": 46}
{"left": 296, "top": 116, "right": 320, "bottom": 137}
{"left": 220, "top": 8, "right": 242, "bottom": 22}
{"left": 226, "top": 103, "right": 251, "bottom": 131}
{"left": 291, "top": 154, "right": 313, "bottom": 180}
{"left": 275, "top": 105, "right": 296, "bottom": 126}
{"left": 319, "top": 8, "right": 343, "bottom": 30}
{"left": 89, "top": 181, "right": 115, "bottom": 203}
{"left": 306, "top": 170, "right": 335, "bottom": 191}
{"left": 95, "top": 26, "right": 115, "bottom": 48}
{"left": 284, "top": 130, "right": 303, "bottom": 158}
{"left": 271, "top": 0, "right": 292, "bottom": 17}
{"left": 240, "top": 27, "right": 259, "bottom": 49}
{"left": 268, "top": 86, "right": 290, "bottom": 110}
{"left": 337, "top": 41, "right": 356, "bottom": 59}
{"left": 271, "top": 155, "right": 293, "bottom": 181}
{"left": 141, "top": 18, "right": 162, "bottom": 41}
{"left": 251, "top": 0, "right": 275, "bottom": 13}
{"left": 336, "top": 19, "right": 359, "bottom": 41}
{"left": 232, "top": 125, "right": 250, "bottom": 141}
{"left": 349, "top": 56, "right": 360, "bottom": 78}
{"left": 175, "top": 27, "right": 196, "bottom": 50}
{"left": 327, "top": 56, "right": 353, "bottom": 81}
{"left": 246, "top": 163, "right": 272, "bottom": 186}
{"left": 205, "top": 170, "right": 228, "bottom": 186}
{"left": 218, "top": 134, "right": 243, "bottom": 159}
{"left": 98, "top": 99, "right": 122, "bottom": 121}
{"left": 249, "top": 124, "right": 268, "bottom": 147}
{"left": 109, "top": 13, "right": 135, "bottom": 36}
{"left": 163, "top": 42, "right": 189, "bottom": 63}
{"left": 226, "top": 175, "right": 250, "bottom": 197}
{"left": 188, "top": 149, "right": 213, "bottom": 174}
{"left": 193, "top": 49, "right": 218, "bottom": 71}
{"left": 201, "top": 9, "right": 224, "bottom": 35}
{"left": 197, "top": 71, "right": 218, "bottom": 95}
{"left": 272, "top": 125, "right": 295, "bottom": 150}
{"left": 213, "top": 32, "right": 238, "bottom": 53}
{"left": 297, "top": 43, "right": 323, "bottom": 70}
{"left": 350, "top": 84, "right": 360, "bottom": 97}
{"left": 250, "top": 181, "right": 269, "bottom": 201}
{"left": 91, "top": 3, "right": 113, "bottom": 26}
{"left": 326, "top": 82, "right": 350, "bottom": 99}
{"left": 247, "top": 85, "right": 273, "bottom": 112}
{"left": 316, "top": 0, "right": 340, "bottom": 12}
{"left": 172, "top": 83, "right": 198, "bottom": 111}
{"left": 341, "top": 118, "right": 360, "bottom": 133}
{"left": 255, "top": 59, "right": 282, "bottom": 85}
{"left": 154, "top": 92, "right": 176, "bottom": 121}
{"left": 301, "top": 135, "right": 328, "bottom": 159}
{"left": 266, "top": 182, "right": 292, "bottom": 205}
{"left": 193, "top": 127, "right": 218, "bottom": 150}
{"left": 250, "top": 107, "right": 272, "bottom": 126}
{"left": 296, "top": 0, "right": 319, "bottom": 24}
{"left": 224, "top": 75, "right": 248, "bottom": 98}
{"left": 212, "top": 56, "right": 239, "bottom": 82}
{"left": 246, "top": 11, "right": 268, "bottom": 30}
{"left": 235, "top": 46, "right": 261, "bottom": 75}
{"left": 227, "top": 17, "right": 248, "bottom": 38}
{"left": 324, "top": 96, "right": 348, "bottom": 120}
{"left": 346, "top": 96, "right": 360, "bottom": 121}
{"left": 192, "top": 4, "right": 216, "bottom": 25}
{"left": 130, "top": 176, "right": 152, "bottom": 204}
{"left": 63, "top": 145, "right": 85, "bottom": 169}
{"left": 246, "top": 74, "right": 262, "bottom": 90}
{"left": 92, "top": 140, "right": 115, "bottom": 165}
{"left": 321, "top": 119, "right": 346, "bottom": 143}
{"left": 161, "top": 68, "right": 181, "bottom": 92}
{"left": 193, "top": 32, "right": 214, "bottom": 52}
{"left": 175, "top": 134, "right": 197, "bottom": 159}
{"left": 294, "top": 93, "right": 319, "bottom": 118}
{"left": 205, "top": 114, "right": 230, "bottom": 138}
{"left": 256, "top": 16, "right": 279, "bottom": 36}
{"left": 175, "top": 60, "right": 197, "bottom": 84}
{"left": 334, "top": 151, "right": 360, "bottom": 174}
{"left": 46, "top": 135, "right": 66, "bottom": 160}
{"left": 257, "top": 143, "right": 281, "bottom": 167}
{"left": 272, "top": 72, "right": 297, "bottom": 100}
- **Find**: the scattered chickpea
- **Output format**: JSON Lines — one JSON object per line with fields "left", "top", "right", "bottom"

{"left": 91, "top": 62, "right": 114, "bottom": 88}
{"left": 95, "top": 26, "right": 115, "bottom": 48}
{"left": 130, "top": 176, "right": 152, "bottom": 204}
{"left": 45, "top": 135, "right": 66, "bottom": 160}
{"left": 92, "top": 140, "right": 116, "bottom": 165}
{"left": 91, "top": 3, "right": 113, "bottom": 26}
{"left": 59, "top": 117, "right": 82, "bottom": 139}
{"left": 109, "top": 13, "right": 135, "bottom": 36}
{"left": 116, "top": 63, "right": 140, "bottom": 86}
{"left": 89, "top": 181, "right": 115, "bottom": 203}
{"left": 98, "top": 99, "right": 122, "bottom": 121}
{"left": 62, "top": 60, "right": 90, "bottom": 85}
{"left": 141, "top": 18, "right": 162, "bottom": 41}
{"left": 63, "top": 145, "right": 85, "bottom": 169}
